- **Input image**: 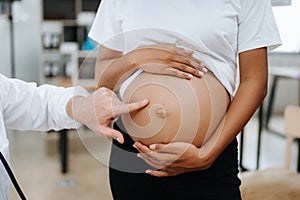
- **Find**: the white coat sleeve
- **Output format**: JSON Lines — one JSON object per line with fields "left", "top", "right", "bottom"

{"left": 0, "top": 74, "right": 89, "bottom": 131}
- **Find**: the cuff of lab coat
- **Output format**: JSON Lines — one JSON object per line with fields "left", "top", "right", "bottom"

{"left": 60, "top": 86, "right": 90, "bottom": 129}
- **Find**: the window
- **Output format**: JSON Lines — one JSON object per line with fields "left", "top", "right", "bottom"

{"left": 271, "top": 0, "right": 292, "bottom": 7}
{"left": 272, "top": 0, "right": 300, "bottom": 52}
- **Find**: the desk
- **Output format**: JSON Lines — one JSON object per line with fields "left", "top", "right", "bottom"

{"left": 240, "top": 66, "right": 300, "bottom": 172}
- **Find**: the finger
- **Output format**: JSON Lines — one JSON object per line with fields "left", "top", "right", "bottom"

{"left": 136, "top": 46, "right": 205, "bottom": 75}
{"left": 133, "top": 142, "right": 153, "bottom": 154}
{"left": 134, "top": 142, "right": 170, "bottom": 166}
{"left": 149, "top": 142, "right": 190, "bottom": 154}
{"left": 169, "top": 54, "right": 200, "bottom": 69}
{"left": 140, "top": 61, "right": 195, "bottom": 79}
{"left": 142, "top": 63, "right": 198, "bottom": 79}
{"left": 185, "top": 49, "right": 194, "bottom": 56}
{"left": 202, "top": 66, "right": 208, "bottom": 73}
{"left": 176, "top": 48, "right": 194, "bottom": 58}
{"left": 147, "top": 46, "right": 196, "bottom": 68}
{"left": 149, "top": 44, "right": 205, "bottom": 69}
{"left": 135, "top": 145, "right": 177, "bottom": 168}
{"left": 158, "top": 44, "right": 191, "bottom": 58}
{"left": 172, "top": 47, "right": 204, "bottom": 67}
{"left": 154, "top": 43, "right": 177, "bottom": 52}
{"left": 153, "top": 68, "right": 193, "bottom": 79}
{"left": 177, "top": 50, "right": 204, "bottom": 67}
{"left": 138, "top": 150, "right": 171, "bottom": 166}
{"left": 141, "top": 153, "right": 180, "bottom": 169}
{"left": 164, "top": 64, "right": 204, "bottom": 78}
{"left": 97, "top": 125, "right": 124, "bottom": 144}
{"left": 149, "top": 142, "right": 180, "bottom": 152}
{"left": 113, "top": 99, "right": 149, "bottom": 117}
{"left": 138, "top": 153, "right": 167, "bottom": 169}
{"left": 145, "top": 169, "right": 172, "bottom": 177}
{"left": 139, "top": 54, "right": 201, "bottom": 78}
{"left": 188, "top": 56, "right": 205, "bottom": 67}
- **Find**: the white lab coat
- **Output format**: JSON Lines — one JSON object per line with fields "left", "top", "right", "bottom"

{"left": 0, "top": 73, "right": 89, "bottom": 200}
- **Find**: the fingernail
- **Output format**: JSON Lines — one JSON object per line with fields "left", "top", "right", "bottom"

{"left": 202, "top": 67, "right": 208, "bottom": 73}
{"left": 145, "top": 169, "right": 152, "bottom": 174}
{"left": 149, "top": 144, "right": 156, "bottom": 150}
{"left": 198, "top": 70, "right": 204, "bottom": 76}
{"left": 187, "top": 74, "right": 193, "bottom": 79}
{"left": 133, "top": 144, "right": 137, "bottom": 149}
{"left": 142, "top": 99, "right": 149, "bottom": 104}
{"left": 116, "top": 137, "right": 121, "bottom": 143}
{"left": 186, "top": 49, "right": 193, "bottom": 54}
{"left": 137, "top": 153, "right": 141, "bottom": 158}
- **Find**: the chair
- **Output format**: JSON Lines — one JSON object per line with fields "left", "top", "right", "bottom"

{"left": 239, "top": 105, "right": 300, "bottom": 200}
{"left": 284, "top": 105, "right": 300, "bottom": 170}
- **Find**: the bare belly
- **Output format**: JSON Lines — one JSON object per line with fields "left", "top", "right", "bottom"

{"left": 121, "top": 70, "right": 230, "bottom": 147}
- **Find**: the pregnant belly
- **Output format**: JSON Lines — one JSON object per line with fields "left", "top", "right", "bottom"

{"left": 121, "top": 70, "right": 230, "bottom": 147}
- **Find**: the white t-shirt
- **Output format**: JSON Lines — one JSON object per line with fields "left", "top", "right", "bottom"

{"left": 89, "top": 0, "right": 282, "bottom": 96}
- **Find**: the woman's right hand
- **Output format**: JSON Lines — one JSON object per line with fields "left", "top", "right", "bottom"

{"left": 126, "top": 43, "right": 208, "bottom": 79}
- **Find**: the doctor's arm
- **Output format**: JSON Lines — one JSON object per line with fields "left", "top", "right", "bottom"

{"left": 133, "top": 47, "right": 268, "bottom": 177}
{"left": 1, "top": 75, "right": 147, "bottom": 143}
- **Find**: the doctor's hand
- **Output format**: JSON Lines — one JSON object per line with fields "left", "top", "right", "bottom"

{"left": 127, "top": 43, "right": 208, "bottom": 79}
{"left": 67, "top": 87, "right": 149, "bottom": 144}
{"left": 133, "top": 141, "right": 214, "bottom": 177}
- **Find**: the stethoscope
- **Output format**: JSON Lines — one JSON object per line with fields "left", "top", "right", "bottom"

{"left": 0, "top": 151, "right": 27, "bottom": 200}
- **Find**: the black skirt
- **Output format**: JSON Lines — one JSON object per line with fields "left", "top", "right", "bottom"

{"left": 109, "top": 121, "right": 241, "bottom": 200}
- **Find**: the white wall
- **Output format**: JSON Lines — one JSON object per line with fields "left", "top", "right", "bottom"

{"left": 0, "top": 17, "right": 12, "bottom": 77}
{"left": 13, "top": 0, "right": 42, "bottom": 82}
{"left": 0, "top": 0, "right": 42, "bottom": 81}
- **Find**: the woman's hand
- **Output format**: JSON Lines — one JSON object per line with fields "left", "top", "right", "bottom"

{"left": 127, "top": 44, "right": 208, "bottom": 79}
{"left": 133, "top": 141, "right": 214, "bottom": 177}
{"left": 96, "top": 44, "right": 208, "bottom": 89}
{"left": 67, "top": 87, "right": 149, "bottom": 144}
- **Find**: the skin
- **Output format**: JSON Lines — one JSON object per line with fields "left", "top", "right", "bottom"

{"left": 66, "top": 87, "right": 149, "bottom": 144}
{"left": 94, "top": 43, "right": 208, "bottom": 143}
{"left": 96, "top": 43, "right": 268, "bottom": 177}
{"left": 134, "top": 47, "right": 268, "bottom": 177}
{"left": 121, "top": 71, "right": 230, "bottom": 147}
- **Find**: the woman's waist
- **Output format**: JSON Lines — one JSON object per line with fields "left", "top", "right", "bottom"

{"left": 119, "top": 68, "right": 229, "bottom": 98}
{"left": 119, "top": 69, "right": 143, "bottom": 100}
{"left": 121, "top": 70, "right": 229, "bottom": 101}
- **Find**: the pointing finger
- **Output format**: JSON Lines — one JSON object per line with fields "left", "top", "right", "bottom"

{"left": 97, "top": 125, "right": 124, "bottom": 144}
{"left": 113, "top": 99, "right": 149, "bottom": 117}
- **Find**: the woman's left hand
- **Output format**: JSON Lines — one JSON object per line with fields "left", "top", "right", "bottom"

{"left": 133, "top": 141, "right": 213, "bottom": 177}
